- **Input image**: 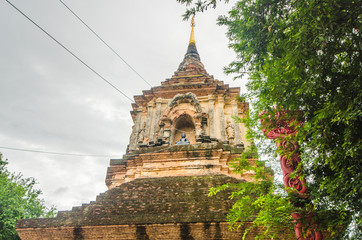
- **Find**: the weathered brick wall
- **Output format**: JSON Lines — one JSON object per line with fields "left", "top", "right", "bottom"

{"left": 18, "top": 175, "right": 242, "bottom": 228}
{"left": 18, "top": 222, "right": 263, "bottom": 240}
{"left": 17, "top": 175, "right": 270, "bottom": 239}
{"left": 106, "top": 143, "right": 256, "bottom": 189}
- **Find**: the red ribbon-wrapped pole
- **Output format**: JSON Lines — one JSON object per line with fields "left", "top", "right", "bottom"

{"left": 260, "top": 110, "right": 323, "bottom": 239}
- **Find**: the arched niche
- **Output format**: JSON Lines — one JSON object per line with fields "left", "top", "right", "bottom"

{"left": 158, "top": 92, "right": 206, "bottom": 145}
{"left": 163, "top": 92, "right": 202, "bottom": 116}
{"left": 172, "top": 114, "right": 196, "bottom": 145}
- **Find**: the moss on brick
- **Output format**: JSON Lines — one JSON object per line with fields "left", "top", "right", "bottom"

{"left": 17, "top": 175, "right": 243, "bottom": 229}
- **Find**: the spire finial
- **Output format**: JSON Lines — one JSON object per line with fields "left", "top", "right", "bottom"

{"left": 189, "top": 15, "right": 195, "bottom": 44}
{"left": 177, "top": 15, "right": 201, "bottom": 71}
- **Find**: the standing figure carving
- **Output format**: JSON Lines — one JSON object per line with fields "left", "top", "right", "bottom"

{"left": 158, "top": 122, "right": 165, "bottom": 139}
{"left": 138, "top": 122, "right": 146, "bottom": 143}
{"left": 201, "top": 116, "right": 208, "bottom": 136}
{"left": 226, "top": 120, "right": 235, "bottom": 144}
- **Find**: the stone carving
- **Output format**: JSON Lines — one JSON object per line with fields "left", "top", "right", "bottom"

{"left": 138, "top": 122, "right": 146, "bottom": 143}
{"left": 260, "top": 110, "right": 323, "bottom": 240}
{"left": 175, "top": 133, "right": 190, "bottom": 145}
{"left": 226, "top": 120, "right": 235, "bottom": 143}
{"left": 158, "top": 122, "right": 165, "bottom": 139}
{"left": 164, "top": 92, "right": 202, "bottom": 116}
{"left": 201, "top": 116, "right": 208, "bottom": 136}
{"left": 161, "top": 93, "right": 205, "bottom": 146}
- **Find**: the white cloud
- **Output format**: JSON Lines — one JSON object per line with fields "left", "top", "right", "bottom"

{"left": 0, "top": 0, "right": 245, "bottom": 211}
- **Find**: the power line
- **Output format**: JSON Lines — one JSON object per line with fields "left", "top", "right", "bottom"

{"left": 0, "top": 144, "right": 182, "bottom": 159}
{"left": 5, "top": 0, "right": 134, "bottom": 102}
{"left": 173, "top": 126, "right": 195, "bottom": 134}
{"left": 0, "top": 146, "right": 119, "bottom": 158}
{"left": 59, "top": 0, "right": 153, "bottom": 88}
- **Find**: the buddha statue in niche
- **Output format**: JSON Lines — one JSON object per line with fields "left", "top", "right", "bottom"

{"left": 175, "top": 133, "right": 190, "bottom": 145}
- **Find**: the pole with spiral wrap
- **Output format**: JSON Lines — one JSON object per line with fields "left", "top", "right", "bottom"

{"left": 260, "top": 110, "right": 323, "bottom": 240}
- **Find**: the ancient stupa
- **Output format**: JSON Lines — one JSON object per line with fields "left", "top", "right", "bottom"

{"left": 17, "top": 17, "right": 260, "bottom": 240}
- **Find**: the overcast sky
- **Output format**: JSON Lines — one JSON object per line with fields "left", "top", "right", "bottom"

{"left": 0, "top": 0, "right": 245, "bottom": 211}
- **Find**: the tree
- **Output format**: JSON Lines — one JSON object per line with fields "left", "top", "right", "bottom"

{"left": 0, "top": 153, "right": 55, "bottom": 240}
{"left": 178, "top": 0, "right": 361, "bottom": 238}
{"left": 210, "top": 146, "right": 298, "bottom": 239}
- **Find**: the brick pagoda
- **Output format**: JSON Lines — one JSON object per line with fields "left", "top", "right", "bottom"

{"left": 17, "top": 17, "right": 259, "bottom": 239}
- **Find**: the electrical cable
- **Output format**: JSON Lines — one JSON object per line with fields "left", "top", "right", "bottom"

{"left": 58, "top": 0, "right": 152, "bottom": 88}
{"left": 125, "top": 145, "right": 174, "bottom": 158}
{"left": 125, "top": 142, "right": 199, "bottom": 158}
{"left": 5, "top": 0, "right": 134, "bottom": 102}
{"left": 0, "top": 146, "right": 120, "bottom": 158}
{"left": 0, "top": 143, "right": 191, "bottom": 159}
{"left": 173, "top": 126, "right": 196, "bottom": 134}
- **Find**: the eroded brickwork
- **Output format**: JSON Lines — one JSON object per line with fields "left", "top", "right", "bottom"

{"left": 18, "top": 222, "right": 262, "bottom": 240}
{"left": 18, "top": 175, "right": 242, "bottom": 228}
{"left": 106, "top": 143, "right": 256, "bottom": 189}
{"left": 17, "top": 19, "right": 264, "bottom": 239}
{"left": 17, "top": 176, "right": 263, "bottom": 239}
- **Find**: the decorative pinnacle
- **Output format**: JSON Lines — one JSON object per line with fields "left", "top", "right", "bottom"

{"left": 189, "top": 15, "right": 195, "bottom": 44}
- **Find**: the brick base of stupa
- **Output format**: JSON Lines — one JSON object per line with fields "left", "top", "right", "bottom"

{"left": 17, "top": 175, "right": 263, "bottom": 240}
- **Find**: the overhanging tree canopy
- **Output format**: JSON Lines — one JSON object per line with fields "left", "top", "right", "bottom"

{"left": 178, "top": 0, "right": 361, "bottom": 238}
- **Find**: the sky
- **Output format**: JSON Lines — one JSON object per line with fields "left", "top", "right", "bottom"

{"left": 0, "top": 0, "right": 245, "bottom": 211}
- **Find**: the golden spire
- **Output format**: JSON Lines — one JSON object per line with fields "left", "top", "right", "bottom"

{"left": 189, "top": 15, "right": 195, "bottom": 44}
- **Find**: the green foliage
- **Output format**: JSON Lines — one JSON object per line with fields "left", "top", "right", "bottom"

{"left": 210, "top": 146, "right": 296, "bottom": 239}
{"left": 0, "top": 154, "right": 56, "bottom": 240}
{"left": 179, "top": 0, "right": 361, "bottom": 238}
{"left": 177, "top": 0, "right": 230, "bottom": 18}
